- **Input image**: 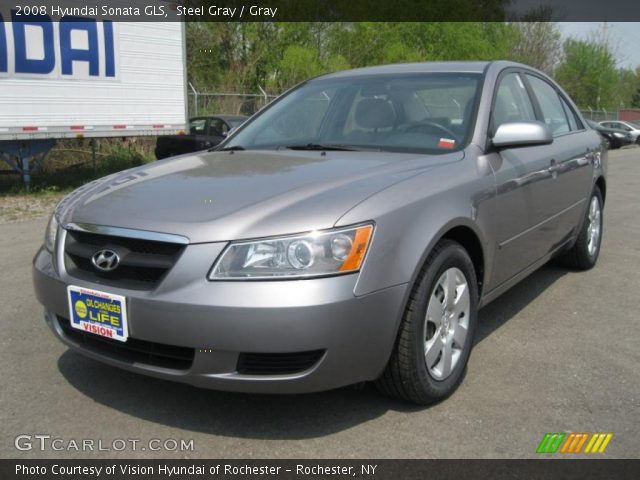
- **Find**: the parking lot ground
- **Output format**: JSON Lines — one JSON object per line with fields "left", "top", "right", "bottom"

{"left": 1, "top": 148, "right": 639, "bottom": 459}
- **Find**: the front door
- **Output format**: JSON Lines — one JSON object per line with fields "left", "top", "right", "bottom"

{"left": 487, "top": 71, "right": 559, "bottom": 288}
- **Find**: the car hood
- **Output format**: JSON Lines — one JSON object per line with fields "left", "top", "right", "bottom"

{"left": 57, "top": 149, "right": 462, "bottom": 243}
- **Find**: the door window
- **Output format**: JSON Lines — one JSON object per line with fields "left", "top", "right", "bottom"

{"left": 491, "top": 73, "right": 536, "bottom": 133}
{"left": 526, "top": 75, "right": 570, "bottom": 135}
{"left": 209, "top": 119, "right": 226, "bottom": 136}
{"left": 189, "top": 119, "right": 206, "bottom": 135}
{"left": 559, "top": 96, "right": 580, "bottom": 131}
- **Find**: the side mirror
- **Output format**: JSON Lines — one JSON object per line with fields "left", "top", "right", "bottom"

{"left": 492, "top": 121, "right": 553, "bottom": 149}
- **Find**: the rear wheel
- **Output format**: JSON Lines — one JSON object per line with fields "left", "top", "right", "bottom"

{"left": 376, "top": 240, "right": 478, "bottom": 405}
{"left": 559, "top": 187, "right": 603, "bottom": 270}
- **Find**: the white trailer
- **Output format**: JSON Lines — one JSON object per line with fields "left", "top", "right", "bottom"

{"left": 0, "top": 7, "right": 187, "bottom": 188}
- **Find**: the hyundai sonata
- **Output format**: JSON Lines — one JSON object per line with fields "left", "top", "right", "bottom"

{"left": 33, "top": 61, "right": 606, "bottom": 404}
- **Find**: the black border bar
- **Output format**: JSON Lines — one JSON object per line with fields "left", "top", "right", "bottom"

{"left": 3, "top": 459, "right": 640, "bottom": 480}
{"left": 3, "top": 1, "right": 640, "bottom": 22}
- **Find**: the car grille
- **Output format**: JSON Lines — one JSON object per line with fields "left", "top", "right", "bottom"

{"left": 57, "top": 316, "right": 194, "bottom": 370}
{"left": 64, "top": 230, "right": 185, "bottom": 290}
{"left": 237, "top": 350, "right": 325, "bottom": 375}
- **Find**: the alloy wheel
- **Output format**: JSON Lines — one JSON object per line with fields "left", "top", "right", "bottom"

{"left": 586, "top": 195, "right": 601, "bottom": 257}
{"left": 423, "top": 267, "right": 470, "bottom": 380}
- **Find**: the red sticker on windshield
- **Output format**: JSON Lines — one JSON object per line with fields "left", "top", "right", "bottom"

{"left": 438, "top": 138, "right": 455, "bottom": 149}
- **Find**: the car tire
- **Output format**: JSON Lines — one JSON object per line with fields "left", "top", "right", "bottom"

{"left": 376, "top": 240, "right": 478, "bottom": 405}
{"left": 559, "top": 187, "right": 603, "bottom": 270}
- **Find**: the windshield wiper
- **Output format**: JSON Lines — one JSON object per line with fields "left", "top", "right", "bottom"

{"left": 285, "top": 143, "right": 360, "bottom": 151}
{"left": 213, "top": 145, "right": 245, "bottom": 152}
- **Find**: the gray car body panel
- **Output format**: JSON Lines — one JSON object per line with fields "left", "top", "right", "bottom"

{"left": 56, "top": 149, "right": 463, "bottom": 245}
{"left": 34, "top": 61, "right": 606, "bottom": 392}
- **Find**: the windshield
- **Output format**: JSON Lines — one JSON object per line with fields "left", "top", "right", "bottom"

{"left": 224, "top": 73, "right": 481, "bottom": 154}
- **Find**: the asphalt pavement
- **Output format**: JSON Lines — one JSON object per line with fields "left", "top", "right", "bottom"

{"left": 1, "top": 147, "right": 639, "bottom": 459}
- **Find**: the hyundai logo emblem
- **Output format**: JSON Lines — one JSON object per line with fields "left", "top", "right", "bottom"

{"left": 91, "top": 249, "right": 120, "bottom": 272}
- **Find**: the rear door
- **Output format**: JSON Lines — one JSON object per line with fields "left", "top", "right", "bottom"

{"left": 523, "top": 73, "right": 597, "bottom": 253}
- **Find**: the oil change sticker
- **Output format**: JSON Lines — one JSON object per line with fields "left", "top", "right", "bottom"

{"left": 67, "top": 286, "right": 128, "bottom": 342}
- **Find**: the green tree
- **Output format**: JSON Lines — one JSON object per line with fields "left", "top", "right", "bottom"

{"left": 509, "top": 22, "right": 561, "bottom": 74}
{"left": 615, "top": 68, "right": 640, "bottom": 109}
{"left": 327, "top": 23, "right": 514, "bottom": 68}
{"left": 555, "top": 38, "right": 618, "bottom": 110}
{"left": 626, "top": 67, "right": 640, "bottom": 108}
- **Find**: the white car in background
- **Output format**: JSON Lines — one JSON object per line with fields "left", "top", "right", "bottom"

{"left": 599, "top": 120, "right": 640, "bottom": 143}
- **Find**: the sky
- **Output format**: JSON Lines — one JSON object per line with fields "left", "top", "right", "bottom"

{"left": 557, "top": 23, "right": 640, "bottom": 70}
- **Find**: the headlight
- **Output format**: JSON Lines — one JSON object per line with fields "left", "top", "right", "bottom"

{"left": 44, "top": 214, "right": 59, "bottom": 252}
{"left": 209, "top": 224, "right": 374, "bottom": 280}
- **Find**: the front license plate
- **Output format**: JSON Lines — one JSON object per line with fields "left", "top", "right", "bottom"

{"left": 67, "top": 286, "right": 128, "bottom": 342}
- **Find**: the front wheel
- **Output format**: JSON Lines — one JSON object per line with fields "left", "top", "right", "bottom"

{"left": 559, "top": 187, "right": 603, "bottom": 270}
{"left": 376, "top": 240, "right": 478, "bottom": 405}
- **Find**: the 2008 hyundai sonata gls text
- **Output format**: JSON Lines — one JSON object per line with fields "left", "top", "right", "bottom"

{"left": 33, "top": 61, "right": 606, "bottom": 404}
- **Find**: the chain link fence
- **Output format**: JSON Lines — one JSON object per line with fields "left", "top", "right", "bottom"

{"left": 579, "top": 109, "right": 619, "bottom": 122}
{"left": 188, "top": 84, "right": 279, "bottom": 118}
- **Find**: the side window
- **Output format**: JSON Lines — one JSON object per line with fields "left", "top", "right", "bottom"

{"left": 189, "top": 119, "right": 206, "bottom": 135}
{"left": 209, "top": 119, "right": 225, "bottom": 136}
{"left": 526, "top": 75, "right": 570, "bottom": 135}
{"left": 559, "top": 96, "right": 580, "bottom": 131}
{"left": 491, "top": 73, "right": 536, "bottom": 133}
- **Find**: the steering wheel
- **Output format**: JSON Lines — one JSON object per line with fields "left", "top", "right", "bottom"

{"left": 402, "top": 121, "right": 458, "bottom": 141}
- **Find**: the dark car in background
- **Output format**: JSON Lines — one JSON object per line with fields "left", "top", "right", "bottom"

{"left": 599, "top": 120, "right": 640, "bottom": 144}
{"left": 155, "top": 115, "right": 247, "bottom": 159}
{"left": 587, "top": 120, "right": 633, "bottom": 150}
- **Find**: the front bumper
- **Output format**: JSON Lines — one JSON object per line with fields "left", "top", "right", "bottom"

{"left": 33, "top": 238, "right": 407, "bottom": 394}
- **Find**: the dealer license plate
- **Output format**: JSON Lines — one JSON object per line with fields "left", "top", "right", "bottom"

{"left": 67, "top": 286, "right": 128, "bottom": 342}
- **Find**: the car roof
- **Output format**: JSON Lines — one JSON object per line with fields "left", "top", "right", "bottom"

{"left": 316, "top": 61, "right": 525, "bottom": 80}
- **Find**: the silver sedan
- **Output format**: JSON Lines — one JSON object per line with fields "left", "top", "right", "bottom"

{"left": 33, "top": 61, "right": 606, "bottom": 404}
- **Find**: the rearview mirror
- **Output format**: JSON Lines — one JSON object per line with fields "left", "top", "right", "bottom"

{"left": 492, "top": 121, "right": 553, "bottom": 149}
